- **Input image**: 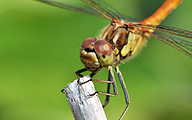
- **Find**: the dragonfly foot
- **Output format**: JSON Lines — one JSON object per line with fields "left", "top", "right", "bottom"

{"left": 89, "top": 91, "right": 98, "bottom": 96}
{"left": 77, "top": 78, "right": 92, "bottom": 85}
{"left": 61, "top": 89, "right": 65, "bottom": 93}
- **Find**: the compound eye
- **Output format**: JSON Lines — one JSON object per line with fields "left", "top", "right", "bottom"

{"left": 81, "top": 37, "right": 96, "bottom": 48}
{"left": 94, "top": 40, "right": 113, "bottom": 56}
{"left": 94, "top": 40, "right": 114, "bottom": 67}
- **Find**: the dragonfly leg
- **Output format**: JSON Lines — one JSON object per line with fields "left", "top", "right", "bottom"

{"left": 115, "top": 66, "right": 129, "bottom": 120}
{"left": 102, "top": 69, "right": 113, "bottom": 108}
{"left": 102, "top": 81, "right": 111, "bottom": 108}
{"left": 61, "top": 68, "right": 88, "bottom": 93}
{"left": 75, "top": 68, "right": 87, "bottom": 77}
{"left": 75, "top": 68, "right": 93, "bottom": 85}
{"left": 75, "top": 68, "right": 111, "bottom": 85}
{"left": 89, "top": 66, "right": 118, "bottom": 101}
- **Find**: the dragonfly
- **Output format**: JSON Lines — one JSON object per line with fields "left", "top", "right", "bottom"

{"left": 36, "top": 0, "right": 192, "bottom": 119}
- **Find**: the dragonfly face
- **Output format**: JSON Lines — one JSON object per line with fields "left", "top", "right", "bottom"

{"left": 80, "top": 37, "right": 114, "bottom": 72}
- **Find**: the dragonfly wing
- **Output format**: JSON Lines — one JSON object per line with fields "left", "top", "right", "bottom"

{"left": 37, "top": 0, "right": 138, "bottom": 22}
{"left": 151, "top": 32, "right": 192, "bottom": 59}
{"left": 36, "top": 0, "right": 107, "bottom": 19}
{"left": 80, "top": 0, "right": 124, "bottom": 21}
{"left": 133, "top": 24, "right": 192, "bottom": 39}
{"left": 155, "top": 25, "right": 192, "bottom": 39}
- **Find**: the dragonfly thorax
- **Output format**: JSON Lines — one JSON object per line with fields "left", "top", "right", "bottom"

{"left": 80, "top": 37, "right": 114, "bottom": 72}
{"left": 99, "top": 22, "right": 148, "bottom": 63}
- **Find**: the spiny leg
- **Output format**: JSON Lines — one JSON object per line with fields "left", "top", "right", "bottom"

{"left": 75, "top": 68, "right": 114, "bottom": 85}
{"left": 102, "top": 82, "right": 111, "bottom": 108}
{"left": 89, "top": 66, "right": 118, "bottom": 97}
{"left": 115, "top": 66, "right": 129, "bottom": 120}
{"left": 61, "top": 68, "right": 88, "bottom": 93}
{"left": 75, "top": 68, "right": 90, "bottom": 84}
{"left": 75, "top": 67, "right": 118, "bottom": 103}
{"left": 75, "top": 68, "right": 87, "bottom": 77}
{"left": 103, "top": 68, "right": 112, "bottom": 108}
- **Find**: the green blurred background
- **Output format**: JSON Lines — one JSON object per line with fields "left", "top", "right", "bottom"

{"left": 0, "top": 0, "right": 192, "bottom": 120}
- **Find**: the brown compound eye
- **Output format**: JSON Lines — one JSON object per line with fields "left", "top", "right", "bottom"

{"left": 94, "top": 40, "right": 114, "bottom": 67}
{"left": 94, "top": 40, "right": 113, "bottom": 56}
{"left": 81, "top": 37, "right": 96, "bottom": 49}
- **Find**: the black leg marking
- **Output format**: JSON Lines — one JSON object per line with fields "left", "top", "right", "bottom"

{"left": 75, "top": 68, "right": 87, "bottom": 77}
{"left": 89, "top": 66, "right": 118, "bottom": 99}
{"left": 103, "top": 72, "right": 112, "bottom": 108}
{"left": 90, "top": 72, "right": 96, "bottom": 78}
{"left": 61, "top": 89, "right": 65, "bottom": 93}
{"left": 76, "top": 68, "right": 90, "bottom": 85}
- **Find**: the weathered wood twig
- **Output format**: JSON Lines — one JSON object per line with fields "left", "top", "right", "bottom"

{"left": 63, "top": 75, "right": 107, "bottom": 120}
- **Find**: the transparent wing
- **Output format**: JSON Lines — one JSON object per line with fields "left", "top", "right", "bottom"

{"left": 131, "top": 23, "right": 192, "bottom": 58}
{"left": 36, "top": 0, "right": 137, "bottom": 22}
{"left": 81, "top": 0, "right": 124, "bottom": 21}
{"left": 133, "top": 24, "right": 192, "bottom": 39}
{"left": 151, "top": 32, "right": 192, "bottom": 59}
{"left": 155, "top": 26, "right": 192, "bottom": 39}
{"left": 36, "top": 0, "right": 103, "bottom": 17}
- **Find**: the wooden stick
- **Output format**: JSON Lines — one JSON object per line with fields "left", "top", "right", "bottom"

{"left": 63, "top": 75, "right": 107, "bottom": 120}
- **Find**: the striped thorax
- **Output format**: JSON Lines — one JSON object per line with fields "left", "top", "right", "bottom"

{"left": 80, "top": 21, "right": 149, "bottom": 72}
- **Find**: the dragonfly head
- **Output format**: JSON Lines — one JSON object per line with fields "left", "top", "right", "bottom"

{"left": 80, "top": 37, "right": 114, "bottom": 72}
